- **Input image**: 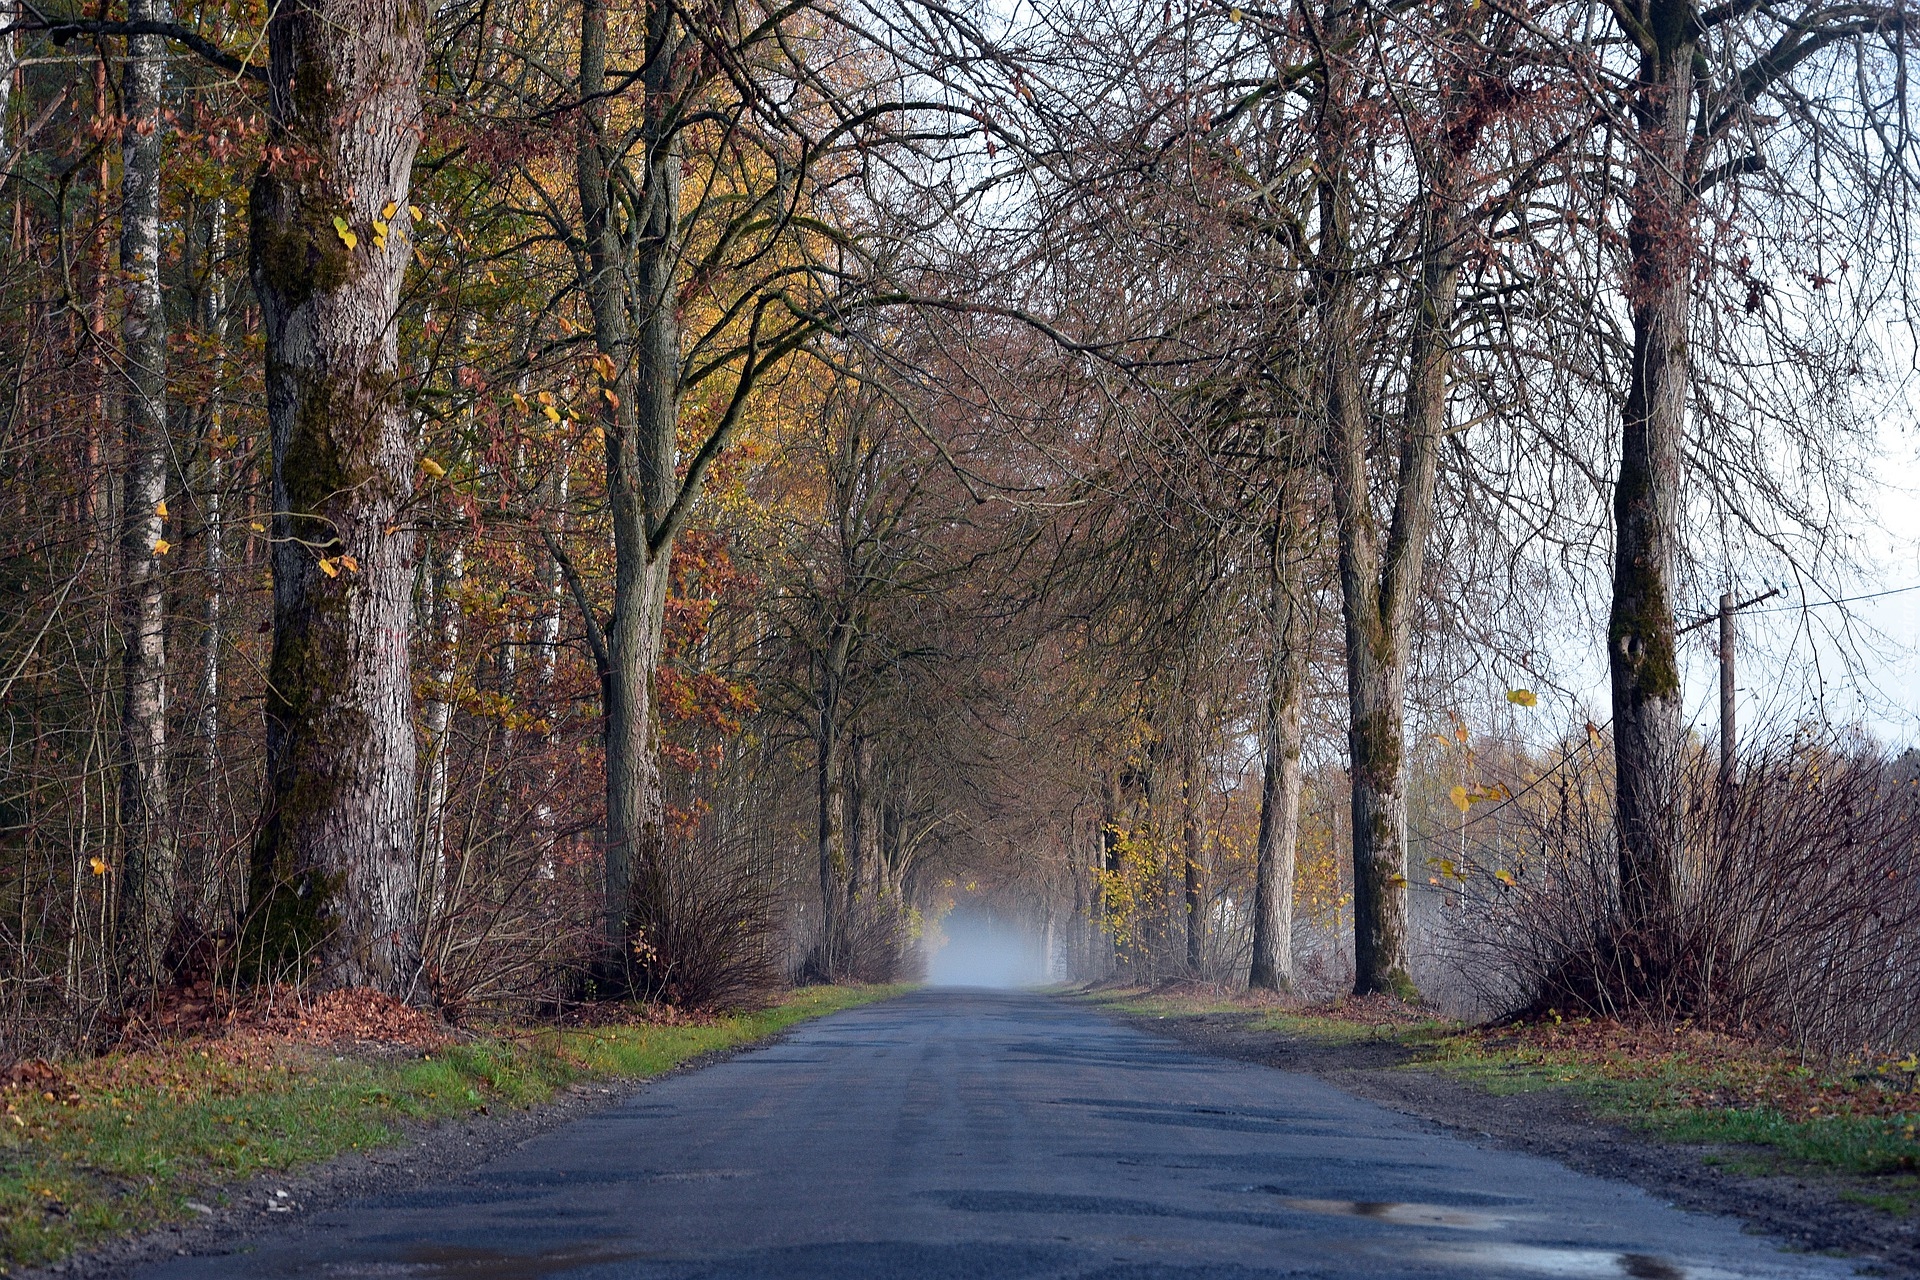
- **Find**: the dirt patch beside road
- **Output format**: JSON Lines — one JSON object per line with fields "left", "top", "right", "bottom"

{"left": 1116, "top": 1007, "right": 1920, "bottom": 1278}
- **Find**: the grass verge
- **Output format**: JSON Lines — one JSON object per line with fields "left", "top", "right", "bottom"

{"left": 0, "top": 984, "right": 907, "bottom": 1272}
{"left": 1085, "top": 986, "right": 1920, "bottom": 1210}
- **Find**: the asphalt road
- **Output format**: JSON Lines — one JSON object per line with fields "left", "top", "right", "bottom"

{"left": 136, "top": 989, "right": 1861, "bottom": 1279}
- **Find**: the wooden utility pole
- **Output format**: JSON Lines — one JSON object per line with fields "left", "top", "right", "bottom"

{"left": 1687, "top": 587, "right": 1780, "bottom": 789}
{"left": 1719, "top": 592, "right": 1735, "bottom": 788}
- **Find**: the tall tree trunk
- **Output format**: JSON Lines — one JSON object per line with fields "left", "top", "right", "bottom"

{"left": 0, "top": 0, "right": 13, "bottom": 174}
{"left": 848, "top": 733, "right": 879, "bottom": 901}
{"left": 1314, "top": 3, "right": 1473, "bottom": 998}
{"left": 115, "top": 0, "right": 174, "bottom": 990}
{"left": 1610, "top": 5, "right": 1695, "bottom": 942}
{"left": 578, "top": 0, "right": 682, "bottom": 969}
{"left": 815, "top": 691, "right": 844, "bottom": 972}
{"left": 247, "top": 0, "right": 427, "bottom": 995}
{"left": 1181, "top": 727, "right": 1204, "bottom": 974}
{"left": 1101, "top": 768, "right": 1122, "bottom": 969}
{"left": 1315, "top": 87, "right": 1413, "bottom": 997}
{"left": 1249, "top": 521, "right": 1308, "bottom": 992}
{"left": 192, "top": 196, "right": 229, "bottom": 927}
{"left": 534, "top": 465, "right": 568, "bottom": 871}
{"left": 419, "top": 540, "right": 463, "bottom": 917}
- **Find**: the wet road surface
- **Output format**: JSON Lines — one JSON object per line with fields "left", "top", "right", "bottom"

{"left": 138, "top": 989, "right": 1861, "bottom": 1279}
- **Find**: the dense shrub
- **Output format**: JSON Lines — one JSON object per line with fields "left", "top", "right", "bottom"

{"left": 1455, "top": 741, "right": 1920, "bottom": 1054}
{"left": 624, "top": 840, "right": 781, "bottom": 1010}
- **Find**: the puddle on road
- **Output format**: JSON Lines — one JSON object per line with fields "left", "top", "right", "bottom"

{"left": 1282, "top": 1197, "right": 1512, "bottom": 1229}
{"left": 1282, "top": 1202, "right": 1747, "bottom": 1280}
{"left": 1413, "top": 1243, "right": 1743, "bottom": 1279}
{"left": 326, "top": 1243, "right": 639, "bottom": 1278}
{"left": 639, "top": 1167, "right": 756, "bottom": 1183}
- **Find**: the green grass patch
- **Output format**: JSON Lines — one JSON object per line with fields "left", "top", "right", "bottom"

{"left": 1082, "top": 987, "right": 1460, "bottom": 1045}
{"left": 1083, "top": 991, "right": 1251, "bottom": 1021}
{"left": 0, "top": 984, "right": 906, "bottom": 1272}
{"left": 1415, "top": 1027, "right": 1920, "bottom": 1182}
{"left": 1240, "top": 1008, "right": 1459, "bottom": 1044}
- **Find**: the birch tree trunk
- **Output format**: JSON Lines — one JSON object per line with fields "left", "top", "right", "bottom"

{"left": 1249, "top": 523, "right": 1308, "bottom": 992}
{"left": 192, "top": 196, "right": 229, "bottom": 926}
{"left": 247, "top": 0, "right": 426, "bottom": 995}
{"left": 115, "top": 0, "right": 174, "bottom": 989}
{"left": 419, "top": 541, "right": 463, "bottom": 917}
{"left": 0, "top": 1, "right": 15, "bottom": 173}
{"left": 534, "top": 465, "right": 568, "bottom": 870}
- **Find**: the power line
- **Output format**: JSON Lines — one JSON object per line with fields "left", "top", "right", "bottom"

{"left": 1748, "top": 583, "right": 1920, "bottom": 613}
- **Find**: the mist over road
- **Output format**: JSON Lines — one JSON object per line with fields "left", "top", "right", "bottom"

{"left": 137, "top": 991, "right": 1856, "bottom": 1279}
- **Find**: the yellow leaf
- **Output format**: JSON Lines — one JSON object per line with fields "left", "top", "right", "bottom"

{"left": 250, "top": 521, "right": 265, "bottom": 533}
{"left": 1437, "top": 858, "right": 1460, "bottom": 880}
{"left": 589, "top": 426, "right": 606, "bottom": 445}
{"left": 1454, "top": 723, "right": 1469, "bottom": 743}
{"left": 154, "top": 498, "right": 167, "bottom": 517}
{"left": 151, "top": 538, "right": 171, "bottom": 556}
{"left": 1386, "top": 873, "right": 1409, "bottom": 889}
{"left": 338, "top": 554, "right": 359, "bottom": 573}
{"left": 537, "top": 390, "right": 555, "bottom": 406}
{"left": 1493, "top": 868, "right": 1517, "bottom": 887}
{"left": 1229, "top": 6, "right": 1242, "bottom": 20}
{"left": 1449, "top": 784, "right": 1471, "bottom": 813}
{"left": 332, "top": 215, "right": 357, "bottom": 251}
{"left": 603, "top": 388, "right": 620, "bottom": 408}
{"left": 89, "top": 857, "right": 109, "bottom": 876}
{"left": 420, "top": 457, "right": 447, "bottom": 478}
{"left": 543, "top": 404, "right": 561, "bottom": 423}
{"left": 381, "top": 201, "right": 397, "bottom": 220}
{"left": 318, "top": 557, "right": 339, "bottom": 578}
{"left": 512, "top": 392, "right": 528, "bottom": 412}
{"left": 1506, "top": 688, "right": 1538, "bottom": 707}
{"left": 408, "top": 204, "right": 423, "bottom": 222}
{"left": 592, "top": 353, "right": 616, "bottom": 382}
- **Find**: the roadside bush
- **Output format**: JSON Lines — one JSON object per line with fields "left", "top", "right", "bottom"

{"left": 415, "top": 821, "right": 600, "bottom": 1019}
{"left": 625, "top": 838, "right": 780, "bottom": 1009}
{"left": 1454, "top": 740, "right": 1920, "bottom": 1054}
{"left": 797, "top": 893, "right": 920, "bottom": 985}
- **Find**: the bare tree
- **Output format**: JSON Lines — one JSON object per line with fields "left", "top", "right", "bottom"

{"left": 1572, "top": 0, "right": 1915, "bottom": 951}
